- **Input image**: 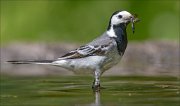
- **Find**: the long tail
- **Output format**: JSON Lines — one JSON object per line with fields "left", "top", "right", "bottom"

{"left": 7, "top": 60, "right": 54, "bottom": 65}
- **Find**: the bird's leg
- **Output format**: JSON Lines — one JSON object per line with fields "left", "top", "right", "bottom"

{"left": 92, "top": 68, "right": 101, "bottom": 92}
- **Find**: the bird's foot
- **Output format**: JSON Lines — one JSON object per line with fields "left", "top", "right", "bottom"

{"left": 92, "top": 84, "right": 101, "bottom": 92}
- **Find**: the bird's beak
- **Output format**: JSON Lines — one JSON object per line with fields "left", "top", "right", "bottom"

{"left": 130, "top": 14, "right": 140, "bottom": 34}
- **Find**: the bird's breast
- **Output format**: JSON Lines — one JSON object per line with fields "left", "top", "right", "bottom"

{"left": 101, "top": 45, "right": 122, "bottom": 72}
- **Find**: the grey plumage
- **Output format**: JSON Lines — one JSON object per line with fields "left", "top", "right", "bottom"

{"left": 7, "top": 10, "right": 139, "bottom": 91}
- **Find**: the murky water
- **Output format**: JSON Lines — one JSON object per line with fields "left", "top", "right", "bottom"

{"left": 1, "top": 75, "right": 179, "bottom": 106}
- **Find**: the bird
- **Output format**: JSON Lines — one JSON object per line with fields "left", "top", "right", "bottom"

{"left": 7, "top": 10, "right": 139, "bottom": 91}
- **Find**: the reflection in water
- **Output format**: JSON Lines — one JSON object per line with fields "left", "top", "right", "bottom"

{"left": 1, "top": 76, "right": 179, "bottom": 106}
{"left": 77, "top": 91, "right": 101, "bottom": 106}
{"left": 90, "top": 91, "right": 101, "bottom": 106}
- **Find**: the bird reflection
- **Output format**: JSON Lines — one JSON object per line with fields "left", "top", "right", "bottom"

{"left": 90, "top": 91, "right": 101, "bottom": 106}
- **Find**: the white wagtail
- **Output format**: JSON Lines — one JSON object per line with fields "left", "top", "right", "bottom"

{"left": 8, "top": 10, "right": 139, "bottom": 91}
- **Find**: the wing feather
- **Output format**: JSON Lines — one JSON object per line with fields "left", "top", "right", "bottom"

{"left": 58, "top": 33, "right": 114, "bottom": 60}
{"left": 58, "top": 44, "right": 110, "bottom": 59}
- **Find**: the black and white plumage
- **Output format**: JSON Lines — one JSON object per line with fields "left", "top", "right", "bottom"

{"left": 7, "top": 10, "right": 139, "bottom": 91}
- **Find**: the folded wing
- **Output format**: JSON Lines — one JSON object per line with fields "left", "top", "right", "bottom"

{"left": 58, "top": 44, "right": 110, "bottom": 60}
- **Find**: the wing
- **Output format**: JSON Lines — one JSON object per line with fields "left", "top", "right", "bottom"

{"left": 58, "top": 44, "right": 110, "bottom": 60}
{"left": 58, "top": 32, "right": 114, "bottom": 59}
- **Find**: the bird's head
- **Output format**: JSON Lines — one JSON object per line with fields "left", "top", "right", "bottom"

{"left": 108, "top": 10, "right": 140, "bottom": 33}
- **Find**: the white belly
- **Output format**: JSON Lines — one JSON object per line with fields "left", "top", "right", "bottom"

{"left": 101, "top": 52, "right": 122, "bottom": 72}
{"left": 52, "top": 56, "right": 107, "bottom": 74}
{"left": 52, "top": 46, "right": 122, "bottom": 74}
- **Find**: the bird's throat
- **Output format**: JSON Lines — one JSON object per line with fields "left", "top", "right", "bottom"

{"left": 108, "top": 24, "right": 128, "bottom": 56}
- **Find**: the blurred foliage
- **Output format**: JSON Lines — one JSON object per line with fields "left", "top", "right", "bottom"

{"left": 1, "top": 0, "right": 179, "bottom": 44}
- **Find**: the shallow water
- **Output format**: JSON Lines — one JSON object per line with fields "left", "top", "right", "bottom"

{"left": 0, "top": 75, "right": 180, "bottom": 106}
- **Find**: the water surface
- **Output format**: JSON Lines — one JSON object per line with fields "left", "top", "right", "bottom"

{"left": 1, "top": 75, "right": 179, "bottom": 106}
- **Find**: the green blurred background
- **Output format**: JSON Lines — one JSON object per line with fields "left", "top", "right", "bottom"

{"left": 1, "top": 1, "right": 180, "bottom": 105}
{"left": 1, "top": 0, "right": 179, "bottom": 44}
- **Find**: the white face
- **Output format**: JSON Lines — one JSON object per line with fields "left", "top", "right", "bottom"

{"left": 111, "top": 11, "right": 132, "bottom": 25}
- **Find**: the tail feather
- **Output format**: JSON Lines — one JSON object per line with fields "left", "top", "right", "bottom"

{"left": 7, "top": 60, "right": 54, "bottom": 65}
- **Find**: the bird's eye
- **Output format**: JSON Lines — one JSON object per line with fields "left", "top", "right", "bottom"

{"left": 118, "top": 15, "right": 122, "bottom": 19}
